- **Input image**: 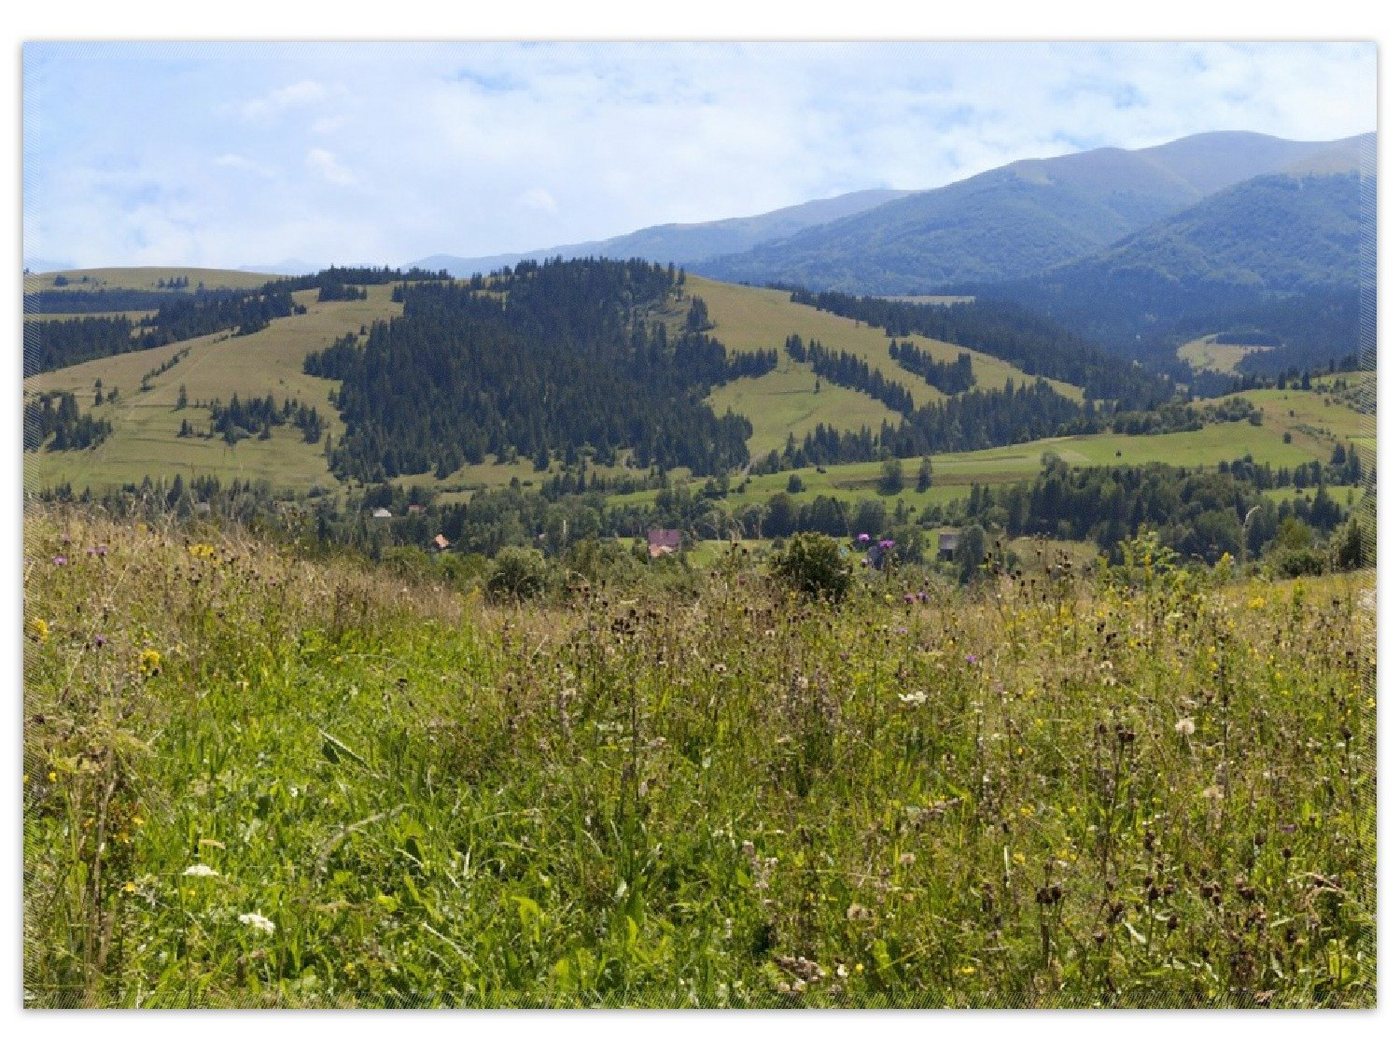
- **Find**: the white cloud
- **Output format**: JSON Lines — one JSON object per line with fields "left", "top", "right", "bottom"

{"left": 517, "top": 188, "right": 558, "bottom": 214}
{"left": 305, "top": 147, "right": 356, "bottom": 187}
{"left": 214, "top": 152, "right": 274, "bottom": 177}
{"left": 241, "top": 79, "right": 331, "bottom": 120}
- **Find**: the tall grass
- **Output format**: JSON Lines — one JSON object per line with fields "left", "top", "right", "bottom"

{"left": 23, "top": 507, "right": 1375, "bottom": 1007}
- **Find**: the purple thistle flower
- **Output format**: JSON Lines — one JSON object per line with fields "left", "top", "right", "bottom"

{"left": 916, "top": 591, "right": 928, "bottom": 603}
{"left": 879, "top": 539, "right": 895, "bottom": 551}
{"left": 856, "top": 533, "right": 870, "bottom": 545}
{"left": 903, "top": 593, "right": 916, "bottom": 604}
{"left": 93, "top": 634, "right": 107, "bottom": 648}
{"left": 965, "top": 654, "right": 978, "bottom": 665}
{"left": 51, "top": 555, "right": 67, "bottom": 566}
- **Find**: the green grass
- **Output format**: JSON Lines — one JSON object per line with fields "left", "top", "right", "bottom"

{"left": 1176, "top": 335, "right": 1265, "bottom": 375}
{"left": 628, "top": 397, "right": 1371, "bottom": 520}
{"left": 23, "top": 286, "right": 405, "bottom": 493}
{"left": 691, "top": 276, "right": 1083, "bottom": 412}
{"left": 24, "top": 509, "right": 1376, "bottom": 1007}
{"left": 21, "top": 269, "right": 1375, "bottom": 511}
{"left": 25, "top": 267, "right": 281, "bottom": 292}
{"left": 706, "top": 357, "right": 901, "bottom": 458}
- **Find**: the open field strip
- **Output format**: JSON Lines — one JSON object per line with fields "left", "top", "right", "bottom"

{"left": 690, "top": 276, "right": 1083, "bottom": 409}
{"left": 25, "top": 266, "right": 281, "bottom": 293}
{"left": 23, "top": 286, "right": 403, "bottom": 492}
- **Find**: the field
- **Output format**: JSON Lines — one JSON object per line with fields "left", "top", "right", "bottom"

{"left": 25, "top": 267, "right": 281, "bottom": 293}
{"left": 690, "top": 276, "right": 1083, "bottom": 408}
{"left": 23, "top": 285, "right": 403, "bottom": 492}
{"left": 1176, "top": 336, "right": 1267, "bottom": 375}
{"left": 618, "top": 401, "right": 1372, "bottom": 519}
{"left": 22, "top": 270, "right": 1375, "bottom": 514}
{"left": 23, "top": 507, "right": 1376, "bottom": 1007}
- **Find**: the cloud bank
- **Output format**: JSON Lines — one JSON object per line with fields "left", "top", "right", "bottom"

{"left": 23, "top": 41, "right": 1377, "bottom": 271}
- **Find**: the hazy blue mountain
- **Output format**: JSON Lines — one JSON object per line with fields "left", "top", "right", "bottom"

{"left": 991, "top": 163, "right": 1376, "bottom": 368}
{"left": 413, "top": 188, "right": 911, "bottom": 277}
{"left": 697, "top": 131, "right": 1370, "bottom": 294}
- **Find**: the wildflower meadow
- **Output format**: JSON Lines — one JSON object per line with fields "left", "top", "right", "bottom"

{"left": 23, "top": 507, "right": 1374, "bottom": 1007}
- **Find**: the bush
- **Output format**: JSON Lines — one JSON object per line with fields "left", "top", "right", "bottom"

{"left": 769, "top": 532, "right": 852, "bottom": 603}
{"left": 486, "top": 545, "right": 550, "bottom": 600}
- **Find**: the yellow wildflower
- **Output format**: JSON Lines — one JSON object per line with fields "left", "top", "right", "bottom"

{"left": 31, "top": 617, "right": 50, "bottom": 643}
{"left": 139, "top": 649, "right": 162, "bottom": 676}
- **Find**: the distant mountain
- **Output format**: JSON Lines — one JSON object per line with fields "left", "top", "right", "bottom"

{"left": 410, "top": 188, "right": 910, "bottom": 277}
{"left": 697, "top": 131, "right": 1369, "bottom": 294}
{"left": 991, "top": 161, "right": 1376, "bottom": 372}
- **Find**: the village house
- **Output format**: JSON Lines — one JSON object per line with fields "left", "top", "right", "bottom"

{"left": 647, "top": 528, "right": 682, "bottom": 558}
{"left": 937, "top": 532, "right": 961, "bottom": 561}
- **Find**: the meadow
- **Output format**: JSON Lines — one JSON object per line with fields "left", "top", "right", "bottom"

{"left": 23, "top": 506, "right": 1375, "bottom": 1007}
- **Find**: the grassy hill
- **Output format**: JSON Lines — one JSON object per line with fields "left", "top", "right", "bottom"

{"left": 25, "top": 266, "right": 278, "bottom": 293}
{"left": 22, "top": 271, "right": 1084, "bottom": 490}
{"left": 23, "top": 283, "right": 401, "bottom": 492}
{"left": 23, "top": 269, "right": 1374, "bottom": 518}
{"left": 616, "top": 384, "right": 1373, "bottom": 519}
{"left": 692, "top": 276, "right": 1081, "bottom": 456}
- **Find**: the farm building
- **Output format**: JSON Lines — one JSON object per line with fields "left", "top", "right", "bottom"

{"left": 431, "top": 534, "right": 451, "bottom": 553}
{"left": 937, "top": 532, "right": 961, "bottom": 560}
{"left": 647, "top": 528, "right": 682, "bottom": 558}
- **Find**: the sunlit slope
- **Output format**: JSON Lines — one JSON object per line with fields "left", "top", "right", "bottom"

{"left": 25, "top": 267, "right": 278, "bottom": 293}
{"left": 620, "top": 382, "right": 1375, "bottom": 513}
{"left": 692, "top": 276, "right": 1082, "bottom": 457}
{"left": 23, "top": 285, "right": 403, "bottom": 492}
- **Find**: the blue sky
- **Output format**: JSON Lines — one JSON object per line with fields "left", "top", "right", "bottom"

{"left": 22, "top": 41, "right": 1377, "bottom": 271}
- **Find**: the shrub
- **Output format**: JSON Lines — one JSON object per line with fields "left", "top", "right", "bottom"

{"left": 769, "top": 532, "right": 852, "bottom": 603}
{"left": 486, "top": 545, "right": 550, "bottom": 599}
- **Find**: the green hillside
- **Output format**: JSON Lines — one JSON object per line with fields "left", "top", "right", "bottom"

{"left": 693, "top": 276, "right": 1082, "bottom": 457}
{"left": 23, "top": 284, "right": 401, "bottom": 492}
{"left": 24, "top": 268, "right": 1374, "bottom": 516}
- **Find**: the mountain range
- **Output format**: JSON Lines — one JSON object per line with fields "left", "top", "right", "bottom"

{"left": 414, "top": 131, "right": 1374, "bottom": 303}
{"left": 414, "top": 187, "right": 910, "bottom": 278}
{"left": 701, "top": 132, "right": 1374, "bottom": 293}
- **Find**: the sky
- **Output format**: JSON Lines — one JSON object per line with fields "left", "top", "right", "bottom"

{"left": 21, "top": 40, "right": 1377, "bottom": 273}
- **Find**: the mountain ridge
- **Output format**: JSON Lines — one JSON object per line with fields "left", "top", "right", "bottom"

{"left": 412, "top": 187, "right": 911, "bottom": 277}
{"left": 695, "top": 131, "right": 1374, "bottom": 293}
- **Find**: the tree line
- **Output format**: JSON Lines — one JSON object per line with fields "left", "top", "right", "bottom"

{"left": 23, "top": 391, "right": 112, "bottom": 451}
{"left": 787, "top": 287, "right": 1177, "bottom": 409}
{"left": 887, "top": 340, "right": 976, "bottom": 394}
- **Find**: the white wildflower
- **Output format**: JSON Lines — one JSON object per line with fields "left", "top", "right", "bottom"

{"left": 182, "top": 864, "right": 219, "bottom": 878}
{"left": 1175, "top": 717, "right": 1196, "bottom": 736}
{"left": 238, "top": 912, "right": 276, "bottom": 935}
{"left": 899, "top": 690, "right": 928, "bottom": 708}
